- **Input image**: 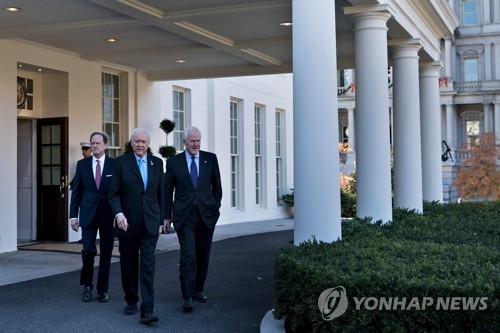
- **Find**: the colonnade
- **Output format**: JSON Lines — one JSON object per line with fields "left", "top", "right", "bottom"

{"left": 292, "top": 1, "right": 445, "bottom": 245}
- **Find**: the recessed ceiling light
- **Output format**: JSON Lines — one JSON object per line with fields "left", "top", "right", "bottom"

{"left": 18, "top": 64, "right": 23, "bottom": 68}
{"left": 279, "top": 21, "right": 292, "bottom": 27}
{"left": 3, "top": 7, "right": 21, "bottom": 12}
{"left": 176, "top": 59, "right": 187, "bottom": 63}
{"left": 105, "top": 38, "right": 117, "bottom": 43}
{"left": 37, "top": 68, "right": 43, "bottom": 72}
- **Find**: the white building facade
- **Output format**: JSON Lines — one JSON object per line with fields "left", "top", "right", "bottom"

{"left": 1, "top": 0, "right": 460, "bottom": 253}
{"left": 338, "top": 0, "right": 500, "bottom": 203}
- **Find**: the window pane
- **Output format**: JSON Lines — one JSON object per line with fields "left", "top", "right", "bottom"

{"left": 464, "top": 59, "right": 478, "bottom": 81}
{"left": 103, "top": 74, "right": 112, "bottom": 96}
{"left": 104, "top": 123, "right": 112, "bottom": 144}
{"left": 42, "top": 146, "right": 51, "bottom": 164}
{"left": 42, "top": 166, "right": 51, "bottom": 185}
{"left": 112, "top": 124, "right": 120, "bottom": 147}
{"left": 52, "top": 146, "right": 60, "bottom": 164}
{"left": 52, "top": 166, "right": 60, "bottom": 185}
{"left": 113, "top": 75, "right": 120, "bottom": 98}
{"left": 463, "top": 1, "right": 477, "bottom": 25}
{"left": 51, "top": 125, "right": 60, "bottom": 144}
{"left": 113, "top": 99, "right": 120, "bottom": 122}
{"left": 42, "top": 126, "right": 51, "bottom": 144}
{"left": 103, "top": 98, "right": 112, "bottom": 121}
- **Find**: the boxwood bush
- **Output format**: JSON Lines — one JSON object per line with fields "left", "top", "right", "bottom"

{"left": 274, "top": 201, "right": 499, "bottom": 332}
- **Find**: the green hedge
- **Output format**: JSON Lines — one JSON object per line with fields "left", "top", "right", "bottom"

{"left": 274, "top": 201, "right": 500, "bottom": 332}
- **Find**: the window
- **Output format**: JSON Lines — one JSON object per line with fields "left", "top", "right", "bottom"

{"left": 275, "top": 109, "right": 285, "bottom": 203}
{"left": 466, "top": 119, "right": 480, "bottom": 146}
{"left": 463, "top": 0, "right": 477, "bottom": 26}
{"left": 230, "top": 100, "right": 240, "bottom": 209}
{"left": 173, "top": 88, "right": 188, "bottom": 151}
{"left": 461, "top": 112, "right": 482, "bottom": 149}
{"left": 102, "top": 72, "right": 121, "bottom": 157}
{"left": 254, "top": 105, "right": 264, "bottom": 206}
{"left": 341, "top": 124, "right": 348, "bottom": 144}
{"left": 464, "top": 58, "right": 479, "bottom": 81}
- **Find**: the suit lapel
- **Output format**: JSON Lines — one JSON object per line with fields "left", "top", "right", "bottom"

{"left": 84, "top": 157, "right": 98, "bottom": 190}
{"left": 197, "top": 151, "right": 205, "bottom": 186}
{"left": 146, "top": 154, "right": 155, "bottom": 189}
{"left": 126, "top": 153, "right": 143, "bottom": 181}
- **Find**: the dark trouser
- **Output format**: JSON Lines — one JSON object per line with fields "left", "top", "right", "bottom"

{"left": 176, "top": 206, "right": 215, "bottom": 299}
{"left": 118, "top": 232, "right": 158, "bottom": 313}
{"left": 80, "top": 215, "right": 114, "bottom": 294}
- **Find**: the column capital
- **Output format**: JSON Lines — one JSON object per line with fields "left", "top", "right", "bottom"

{"left": 346, "top": 7, "right": 392, "bottom": 29}
{"left": 344, "top": 4, "right": 393, "bottom": 17}
{"left": 419, "top": 61, "right": 443, "bottom": 71}
{"left": 389, "top": 39, "right": 422, "bottom": 59}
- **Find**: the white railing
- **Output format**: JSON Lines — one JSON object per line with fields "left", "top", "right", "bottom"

{"left": 454, "top": 81, "right": 482, "bottom": 92}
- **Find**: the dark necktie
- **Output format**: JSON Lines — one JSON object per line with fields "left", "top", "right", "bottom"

{"left": 190, "top": 155, "right": 198, "bottom": 187}
{"left": 95, "top": 160, "right": 101, "bottom": 189}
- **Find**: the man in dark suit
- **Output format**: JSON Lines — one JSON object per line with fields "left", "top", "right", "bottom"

{"left": 164, "top": 126, "right": 222, "bottom": 313}
{"left": 69, "top": 132, "right": 115, "bottom": 303}
{"left": 108, "top": 128, "right": 165, "bottom": 325}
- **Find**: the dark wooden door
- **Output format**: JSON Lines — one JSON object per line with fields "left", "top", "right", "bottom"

{"left": 37, "top": 118, "right": 69, "bottom": 241}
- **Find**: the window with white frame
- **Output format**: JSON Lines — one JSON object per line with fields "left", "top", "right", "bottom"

{"left": 464, "top": 57, "right": 479, "bottom": 82}
{"left": 275, "top": 109, "right": 285, "bottom": 203}
{"left": 230, "top": 100, "right": 240, "bottom": 209}
{"left": 463, "top": 0, "right": 478, "bottom": 26}
{"left": 102, "top": 71, "right": 122, "bottom": 158}
{"left": 254, "top": 104, "right": 264, "bottom": 206}
{"left": 173, "top": 88, "right": 189, "bottom": 151}
{"left": 461, "top": 112, "right": 482, "bottom": 148}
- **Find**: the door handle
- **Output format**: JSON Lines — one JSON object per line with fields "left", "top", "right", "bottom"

{"left": 59, "top": 175, "right": 67, "bottom": 198}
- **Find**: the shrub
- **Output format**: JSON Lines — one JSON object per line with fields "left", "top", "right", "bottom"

{"left": 274, "top": 201, "right": 500, "bottom": 332}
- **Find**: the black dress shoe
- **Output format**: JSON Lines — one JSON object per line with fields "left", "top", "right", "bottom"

{"left": 195, "top": 291, "right": 207, "bottom": 303}
{"left": 182, "top": 297, "right": 194, "bottom": 313}
{"left": 124, "top": 303, "right": 138, "bottom": 315}
{"left": 82, "top": 286, "right": 92, "bottom": 302}
{"left": 97, "top": 293, "right": 108, "bottom": 303}
{"left": 140, "top": 312, "right": 159, "bottom": 324}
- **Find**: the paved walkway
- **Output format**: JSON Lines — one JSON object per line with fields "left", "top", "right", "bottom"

{"left": 0, "top": 219, "right": 293, "bottom": 332}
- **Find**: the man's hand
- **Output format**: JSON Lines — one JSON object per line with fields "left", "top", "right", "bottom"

{"left": 116, "top": 214, "right": 129, "bottom": 231}
{"left": 70, "top": 218, "right": 79, "bottom": 232}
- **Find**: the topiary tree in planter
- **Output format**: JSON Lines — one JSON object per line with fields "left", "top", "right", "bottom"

{"left": 158, "top": 118, "right": 177, "bottom": 159}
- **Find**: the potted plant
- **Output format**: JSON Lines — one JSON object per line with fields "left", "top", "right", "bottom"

{"left": 281, "top": 189, "right": 294, "bottom": 217}
{"left": 158, "top": 118, "right": 177, "bottom": 159}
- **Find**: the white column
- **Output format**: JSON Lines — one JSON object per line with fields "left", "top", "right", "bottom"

{"left": 347, "top": 108, "right": 356, "bottom": 151}
{"left": 391, "top": 42, "right": 423, "bottom": 212}
{"left": 494, "top": 103, "right": 500, "bottom": 143}
{"left": 420, "top": 62, "right": 444, "bottom": 203}
{"left": 494, "top": 1, "right": 500, "bottom": 23}
{"left": 292, "top": 0, "right": 341, "bottom": 244}
{"left": 483, "top": 103, "right": 491, "bottom": 132}
{"left": 351, "top": 11, "right": 393, "bottom": 223}
{"left": 484, "top": 43, "right": 492, "bottom": 80}
{"left": 445, "top": 104, "right": 456, "bottom": 148}
{"left": 444, "top": 37, "right": 453, "bottom": 79}
{"left": 483, "top": 0, "right": 492, "bottom": 24}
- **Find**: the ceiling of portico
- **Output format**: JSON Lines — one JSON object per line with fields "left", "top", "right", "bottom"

{"left": 0, "top": 0, "right": 457, "bottom": 81}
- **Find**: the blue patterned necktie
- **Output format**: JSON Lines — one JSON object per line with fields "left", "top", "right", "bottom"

{"left": 190, "top": 155, "right": 198, "bottom": 187}
{"left": 138, "top": 159, "right": 147, "bottom": 190}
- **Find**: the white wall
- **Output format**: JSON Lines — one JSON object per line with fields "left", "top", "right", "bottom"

{"left": 1, "top": 38, "right": 294, "bottom": 252}
{"left": 155, "top": 74, "right": 294, "bottom": 225}
{"left": 0, "top": 41, "right": 19, "bottom": 253}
